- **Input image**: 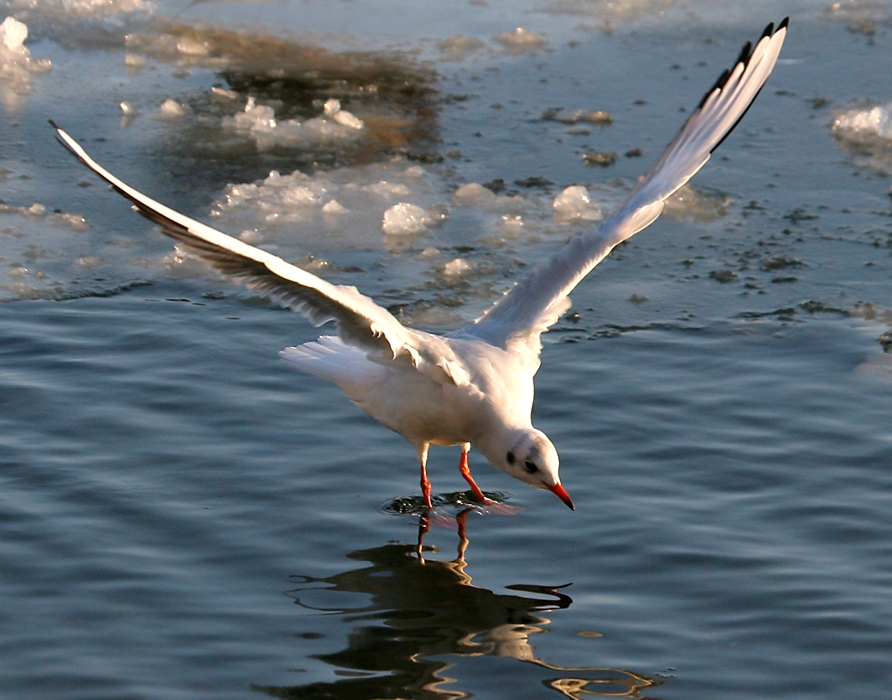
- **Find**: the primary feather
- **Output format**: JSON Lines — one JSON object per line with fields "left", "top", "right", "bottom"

{"left": 464, "top": 19, "right": 788, "bottom": 367}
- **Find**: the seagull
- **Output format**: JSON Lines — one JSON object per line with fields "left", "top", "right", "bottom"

{"left": 52, "top": 19, "right": 787, "bottom": 512}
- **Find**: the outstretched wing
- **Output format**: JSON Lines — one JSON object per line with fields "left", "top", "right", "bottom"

{"left": 52, "top": 122, "right": 466, "bottom": 382}
{"left": 462, "top": 19, "right": 788, "bottom": 363}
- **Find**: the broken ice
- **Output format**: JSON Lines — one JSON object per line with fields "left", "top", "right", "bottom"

{"left": 223, "top": 97, "right": 365, "bottom": 151}
{"left": 0, "top": 17, "right": 51, "bottom": 97}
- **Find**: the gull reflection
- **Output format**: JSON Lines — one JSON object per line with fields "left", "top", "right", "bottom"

{"left": 253, "top": 510, "right": 660, "bottom": 699}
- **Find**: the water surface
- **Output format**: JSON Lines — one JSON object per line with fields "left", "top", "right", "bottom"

{"left": 2, "top": 1, "right": 892, "bottom": 698}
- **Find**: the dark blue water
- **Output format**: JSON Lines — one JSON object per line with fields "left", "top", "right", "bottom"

{"left": 3, "top": 1, "right": 892, "bottom": 698}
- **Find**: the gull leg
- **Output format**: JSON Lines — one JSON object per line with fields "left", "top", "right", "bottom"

{"left": 419, "top": 443, "right": 433, "bottom": 509}
{"left": 458, "top": 443, "right": 494, "bottom": 505}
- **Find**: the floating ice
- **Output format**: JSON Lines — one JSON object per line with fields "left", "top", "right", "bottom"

{"left": 437, "top": 35, "right": 486, "bottom": 61}
{"left": 831, "top": 102, "right": 892, "bottom": 172}
{"left": 206, "top": 159, "right": 447, "bottom": 257}
{"left": 0, "top": 17, "right": 51, "bottom": 96}
{"left": 176, "top": 35, "right": 209, "bottom": 57}
{"left": 124, "top": 52, "right": 147, "bottom": 69}
{"left": 538, "top": 0, "right": 674, "bottom": 22}
{"left": 382, "top": 203, "right": 432, "bottom": 236}
{"left": 2, "top": 0, "right": 153, "bottom": 22}
{"left": 832, "top": 102, "right": 892, "bottom": 144}
{"left": 323, "top": 98, "right": 363, "bottom": 130}
{"left": 443, "top": 257, "right": 472, "bottom": 277}
{"left": 223, "top": 97, "right": 364, "bottom": 151}
{"left": 153, "top": 98, "right": 188, "bottom": 120}
{"left": 453, "top": 183, "right": 524, "bottom": 212}
{"left": 1, "top": 15, "right": 26, "bottom": 49}
{"left": 493, "top": 27, "right": 548, "bottom": 55}
{"left": 552, "top": 185, "right": 602, "bottom": 222}
{"left": 541, "top": 107, "right": 612, "bottom": 125}
{"left": 321, "top": 199, "right": 349, "bottom": 216}
{"left": 823, "top": 0, "right": 892, "bottom": 34}
{"left": 663, "top": 184, "right": 730, "bottom": 223}
{"left": 211, "top": 86, "right": 239, "bottom": 101}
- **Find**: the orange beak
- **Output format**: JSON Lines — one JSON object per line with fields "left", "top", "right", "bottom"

{"left": 547, "top": 483, "right": 575, "bottom": 511}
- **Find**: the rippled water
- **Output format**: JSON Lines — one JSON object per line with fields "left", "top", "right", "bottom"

{"left": 3, "top": 1, "right": 892, "bottom": 698}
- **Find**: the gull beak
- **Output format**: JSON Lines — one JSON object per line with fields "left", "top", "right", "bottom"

{"left": 547, "top": 483, "right": 575, "bottom": 511}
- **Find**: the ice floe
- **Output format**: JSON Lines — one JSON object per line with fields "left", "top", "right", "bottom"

{"left": 0, "top": 16, "right": 50, "bottom": 97}
{"left": 831, "top": 101, "right": 892, "bottom": 172}
{"left": 493, "top": 27, "right": 548, "bottom": 55}
{"left": 1, "top": 0, "right": 153, "bottom": 23}
{"left": 832, "top": 102, "right": 892, "bottom": 143}
{"left": 222, "top": 97, "right": 364, "bottom": 151}
{"left": 552, "top": 185, "right": 603, "bottom": 222}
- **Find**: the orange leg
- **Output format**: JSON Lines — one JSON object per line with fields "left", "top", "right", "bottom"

{"left": 458, "top": 444, "right": 493, "bottom": 504}
{"left": 419, "top": 444, "right": 433, "bottom": 509}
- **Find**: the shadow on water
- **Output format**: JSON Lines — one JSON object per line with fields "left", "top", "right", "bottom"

{"left": 253, "top": 510, "right": 660, "bottom": 699}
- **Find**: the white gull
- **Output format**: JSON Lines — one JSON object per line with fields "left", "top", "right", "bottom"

{"left": 52, "top": 19, "right": 787, "bottom": 511}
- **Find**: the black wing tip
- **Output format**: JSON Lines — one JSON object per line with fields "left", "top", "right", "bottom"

{"left": 696, "top": 18, "right": 787, "bottom": 111}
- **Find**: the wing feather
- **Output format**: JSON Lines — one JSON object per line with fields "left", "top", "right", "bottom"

{"left": 463, "top": 19, "right": 788, "bottom": 361}
{"left": 51, "top": 122, "right": 422, "bottom": 365}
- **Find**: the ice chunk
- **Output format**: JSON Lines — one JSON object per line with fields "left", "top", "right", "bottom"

{"left": 382, "top": 203, "right": 431, "bottom": 235}
{"left": 453, "top": 182, "right": 524, "bottom": 212}
{"left": 832, "top": 102, "right": 892, "bottom": 143}
{"left": 493, "top": 28, "right": 548, "bottom": 55}
{"left": 538, "top": 0, "right": 674, "bottom": 22}
{"left": 153, "top": 98, "right": 188, "bottom": 120}
{"left": 437, "top": 35, "right": 486, "bottom": 61}
{"left": 323, "top": 98, "right": 363, "bottom": 130}
{"left": 321, "top": 199, "right": 349, "bottom": 216}
{"left": 552, "top": 185, "right": 602, "bottom": 222}
{"left": 361, "top": 180, "right": 411, "bottom": 198}
{"left": 0, "top": 17, "right": 51, "bottom": 96}
{"left": 211, "top": 86, "right": 239, "bottom": 101}
{"left": 3, "top": 0, "right": 153, "bottom": 22}
{"left": 177, "top": 36, "right": 209, "bottom": 57}
{"left": 831, "top": 102, "right": 892, "bottom": 171}
{"left": 124, "top": 53, "right": 147, "bottom": 69}
{"left": 223, "top": 96, "right": 365, "bottom": 151}
{"left": 1, "top": 16, "right": 27, "bottom": 49}
{"left": 541, "top": 107, "right": 612, "bottom": 125}
{"left": 443, "top": 258, "right": 471, "bottom": 277}
{"left": 663, "top": 184, "right": 730, "bottom": 223}
{"left": 51, "top": 212, "right": 88, "bottom": 230}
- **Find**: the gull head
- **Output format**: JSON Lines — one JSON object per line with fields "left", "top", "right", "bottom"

{"left": 494, "top": 428, "right": 574, "bottom": 510}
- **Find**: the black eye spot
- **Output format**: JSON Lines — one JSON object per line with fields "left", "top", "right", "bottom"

{"left": 506, "top": 451, "right": 516, "bottom": 465}
{"left": 524, "top": 460, "right": 538, "bottom": 474}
